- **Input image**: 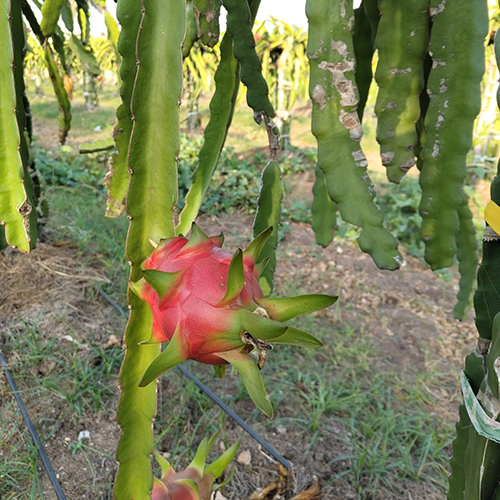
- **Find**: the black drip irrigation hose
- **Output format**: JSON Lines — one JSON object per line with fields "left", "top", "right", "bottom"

{"left": 98, "top": 289, "right": 292, "bottom": 470}
{"left": 0, "top": 350, "right": 67, "bottom": 500}
{"left": 175, "top": 364, "right": 291, "bottom": 468}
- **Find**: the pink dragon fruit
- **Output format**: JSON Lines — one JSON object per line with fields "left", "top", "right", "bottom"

{"left": 151, "top": 433, "right": 239, "bottom": 500}
{"left": 132, "top": 223, "right": 336, "bottom": 417}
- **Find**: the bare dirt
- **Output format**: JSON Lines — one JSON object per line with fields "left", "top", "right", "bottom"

{"left": 0, "top": 214, "right": 477, "bottom": 500}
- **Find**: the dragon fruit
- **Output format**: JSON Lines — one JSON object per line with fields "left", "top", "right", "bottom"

{"left": 132, "top": 223, "right": 336, "bottom": 417}
{"left": 151, "top": 433, "right": 239, "bottom": 500}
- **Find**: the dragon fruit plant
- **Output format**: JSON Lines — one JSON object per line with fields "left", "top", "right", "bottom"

{"left": 151, "top": 433, "right": 239, "bottom": 500}
{"left": 131, "top": 223, "right": 337, "bottom": 418}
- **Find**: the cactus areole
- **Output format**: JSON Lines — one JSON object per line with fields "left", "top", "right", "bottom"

{"left": 132, "top": 223, "right": 337, "bottom": 416}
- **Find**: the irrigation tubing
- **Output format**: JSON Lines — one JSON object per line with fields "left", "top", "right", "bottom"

{"left": 98, "top": 289, "right": 292, "bottom": 470}
{"left": 175, "top": 363, "right": 291, "bottom": 469}
{"left": 0, "top": 350, "right": 67, "bottom": 500}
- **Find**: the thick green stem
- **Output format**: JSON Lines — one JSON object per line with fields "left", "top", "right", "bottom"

{"left": 0, "top": 0, "right": 37, "bottom": 252}
{"left": 114, "top": 0, "right": 184, "bottom": 498}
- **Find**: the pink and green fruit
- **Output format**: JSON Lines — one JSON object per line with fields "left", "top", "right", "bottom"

{"left": 131, "top": 223, "right": 337, "bottom": 417}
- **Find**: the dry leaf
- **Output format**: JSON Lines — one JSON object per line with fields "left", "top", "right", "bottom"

{"left": 289, "top": 476, "right": 320, "bottom": 500}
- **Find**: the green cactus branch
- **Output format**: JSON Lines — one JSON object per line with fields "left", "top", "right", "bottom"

{"left": 105, "top": 0, "right": 142, "bottom": 218}
{"left": 312, "top": 165, "right": 337, "bottom": 248}
{"left": 352, "top": 3, "right": 375, "bottom": 121}
{"left": 114, "top": 0, "right": 185, "bottom": 498}
{"left": 374, "top": 0, "right": 430, "bottom": 184}
{"left": 193, "top": 0, "right": 221, "bottom": 48}
{"left": 306, "top": 0, "right": 402, "bottom": 271}
{"left": 177, "top": 0, "right": 264, "bottom": 236}
{"left": 0, "top": 0, "right": 37, "bottom": 253}
{"left": 419, "top": 0, "right": 488, "bottom": 270}
{"left": 223, "top": 0, "right": 275, "bottom": 119}
{"left": 454, "top": 192, "right": 479, "bottom": 320}
{"left": 253, "top": 160, "right": 283, "bottom": 295}
{"left": 176, "top": 31, "right": 240, "bottom": 235}
{"left": 40, "top": 0, "right": 65, "bottom": 37}
{"left": 448, "top": 21, "right": 500, "bottom": 496}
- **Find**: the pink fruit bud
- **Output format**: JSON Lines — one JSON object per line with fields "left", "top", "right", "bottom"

{"left": 134, "top": 224, "right": 335, "bottom": 417}
{"left": 139, "top": 224, "right": 264, "bottom": 365}
{"left": 151, "top": 435, "right": 239, "bottom": 500}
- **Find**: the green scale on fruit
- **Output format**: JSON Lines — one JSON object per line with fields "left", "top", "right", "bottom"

{"left": 132, "top": 224, "right": 337, "bottom": 419}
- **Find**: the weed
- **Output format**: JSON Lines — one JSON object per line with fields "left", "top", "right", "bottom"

{"left": 260, "top": 317, "right": 453, "bottom": 499}
{"left": 2, "top": 320, "right": 123, "bottom": 416}
{"left": 35, "top": 145, "right": 107, "bottom": 190}
{"left": 0, "top": 414, "right": 43, "bottom": 500}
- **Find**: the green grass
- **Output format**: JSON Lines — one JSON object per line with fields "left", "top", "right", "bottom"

{"left": 1, "top": 316, "right": 124, "bottom": 499}
{"left": 0, "top": 414, "right": 43, "bottom": 500}
{"left": 269, "top": 319, "right": 453, "bottom": 497}
{"left": 139, "top": 314, "right": 454, "bottom": 499}
{"left": 3, "top": 318, "right": 124, "bottom": 417}
{"left": 45, "top": 185, "right": 129, "bottom": 304}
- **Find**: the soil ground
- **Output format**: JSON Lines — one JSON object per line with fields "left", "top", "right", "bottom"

{"left": 0, "top": 212, "right": 477, "bottom": 500}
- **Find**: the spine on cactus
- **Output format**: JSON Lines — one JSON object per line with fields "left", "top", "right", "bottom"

{"left": 0, "top": 0, "right": 38, "bottom": 252}
{"left": 113, "top": 0, "right": 184, "bottom": 498}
